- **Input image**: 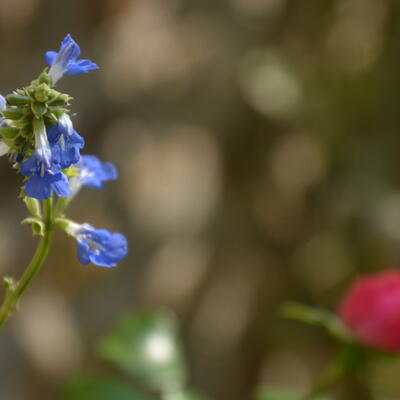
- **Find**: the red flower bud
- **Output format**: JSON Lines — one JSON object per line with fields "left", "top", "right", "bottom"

{"left": 339, "top": 269, "right": 400, "bottom": 353}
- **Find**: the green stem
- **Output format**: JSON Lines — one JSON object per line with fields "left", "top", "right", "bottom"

{"left": 302, "top": 345, "right": 366, "bottom": 399}
{"left": 0, "top": 198, "right": 54, "bottom": 328}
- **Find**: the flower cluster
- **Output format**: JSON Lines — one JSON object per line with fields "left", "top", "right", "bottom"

{"left": 0, "top": 34, "right": 127, "bottom": 268}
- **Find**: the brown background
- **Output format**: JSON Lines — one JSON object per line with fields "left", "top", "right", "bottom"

{"left": 1, "top": 0, "right": 400, "bottom": 399}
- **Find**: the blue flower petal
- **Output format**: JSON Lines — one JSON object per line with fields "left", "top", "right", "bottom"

{"left": 44, "top": 51, "right": 58, "bottom": 67}
{"left": 65, "top": 59, "right": 99, "bottom": 75}
{"left": 77, "top": 241, "right": 91, "bottom": 264}
{"left": 25, "top": 174, "right": 52, "bottom": 200}
{"left": 46, "top": 123, "right": 60, "bottom": 143}
{"left": 0, "top": 94, "right": 6, "bottom": 111}
{"left": 50, "top": 172, "right": 71, "bottom": 197}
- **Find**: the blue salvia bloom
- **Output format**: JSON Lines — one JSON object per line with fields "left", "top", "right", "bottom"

{"left": 66, "top": 222, "right": 128, "bottom": 267}
{"left": 70, "top": 154, "right": 117, "bottom": 194}
{"left": 47, "top": 114, "right": 85, "bottom": 169}
{"left": 21, "top": 118, "right": 71, "bottom": 199}
{"left": 0, "top": 94, "right": 8, "bottom": 156}
{"left": 45, "top": 34, "right": 99, "bottom": 84}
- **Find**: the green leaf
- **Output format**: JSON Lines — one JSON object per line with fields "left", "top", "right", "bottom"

{"left": 21, "top": 217, "right": 45, "bottom": 236}
{"left": 23, "top": 197, "right": 42, "bottom": 218}
{"left": 98, "top": 312, "right": 187, "bottom": 392}
{"left": 62, "top": 377, "right": 149, "bottom": 400}
{"left": 280, "top": 302, "right": 351, "bottom": 342}
{"left": 163, "top": 390, "right": 209, "bottom": 400}
{"left": 257, "top": 388, "right": 330, "bottom": 400}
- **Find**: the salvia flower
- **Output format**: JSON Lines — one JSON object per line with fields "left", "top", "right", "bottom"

{"left": 70, "top": 154, "right": 117, "bottom": 194}
{"left": 65, "top": 222, "right": 128, "bottom": 267}
{"left": 21, "top": 152, "right": 71, "bottom": 200}
{"left": 46, "top": 34, "right": 99, "bottom": 84}
{"left": 21, "top": 118, "right": 71, "bottom": 199}
{"left": 47, "top": 114, "right": 84, "bottom": 169}
{"left": 339, "top": 269, "right": 400, "bottom": 353}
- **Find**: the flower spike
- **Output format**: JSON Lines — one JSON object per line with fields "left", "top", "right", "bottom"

{"left": 0, "top": 33, "right": 127, "bottom": 328}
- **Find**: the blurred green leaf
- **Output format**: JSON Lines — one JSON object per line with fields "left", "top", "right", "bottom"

{"left": 62, "top": 377, "right": 149, "bottom": 400}
{"left": 163, "top": 390, "right": 209, "bottom": 400}
{"left": 280, "top": 302, "right": 351, "bottom": 342}
{"left": 257, "top": 388, "right": 330, "bottom": 400}
{"left": 98, "top": 312, "right": 187, "bottom": 392}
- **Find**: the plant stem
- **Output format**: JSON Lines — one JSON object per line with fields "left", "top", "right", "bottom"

{"left": 302, "top": 345, "right": 366, "bottom": 399}
{"left": 0, "top": 198, "right": 54, "bottom": 328}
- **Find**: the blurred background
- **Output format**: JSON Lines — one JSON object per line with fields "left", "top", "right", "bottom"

{"left": 1, "top": 0, "right": 400, "bottom": 399}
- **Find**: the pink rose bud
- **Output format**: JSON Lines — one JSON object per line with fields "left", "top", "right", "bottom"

{"left": 339, "top": 269, "right": 400, "bottom": 353}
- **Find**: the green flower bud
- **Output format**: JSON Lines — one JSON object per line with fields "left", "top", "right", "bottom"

{"left": 38, "top": 71, "right": 52, "bottom": 86}
{"left": 1, "top": 108, "right": 23, "bottom": 120}
{"left": 34, "top": 83, "right": 51, "bottom": 103}
{"left": 0, "top": 127, "right": 19, "bottom": 139}
{"left": 23, "top": 197, "right": 42, "bottom": 218}
{"left": 6, "top": 94, "right": 31, "bottom": 105}
{"left": 50, "top": 92, "right": 71, "bottom": 105}
{"left": 19, "top": 126, "right": 32, "bottom": 138}
{"left": 31, "top": 102, "right": 47, "bottom": 118}
{"left": 51, "top": 107, "right": 68, "bottom": 119}
{"left": 26, "top": 87, "right": 36, "bottom": 96}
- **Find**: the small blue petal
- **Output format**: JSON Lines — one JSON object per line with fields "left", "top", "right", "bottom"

{"left": 0, "top": 95, "right": 6, "bottom": 111}
{"left": 51, "top": 172, "right": 72, "bottom": 197}
{"left": 77, "top": 242, "right": 91, "bottom": 264}
{"left": 61, "top": 34, "right": 81, "bottom": 59}
{"left": 65, "top": 59, "right": 99, "bottom": 75}
{"left": 25, "top": 174, "right": 52, "bottom": 199}
{"left": 46, "top": 123, "right": 60, "bottom": 143}
{"left": 44, "top": 51, "right": 58, "bottom": 67}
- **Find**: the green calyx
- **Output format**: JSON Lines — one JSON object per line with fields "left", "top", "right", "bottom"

{"left": 0, "top": 70, "right": 73, "bottom": 157}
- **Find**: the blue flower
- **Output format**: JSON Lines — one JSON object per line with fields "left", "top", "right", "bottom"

{"left": 22, "top": 168, "right": 71, "bottom": 200}
{"left": 66, "top": 222, "right": 127, "bottom": 267}
{"left": 45, "top": 34, "right": 99, "bottom": 84}
{"left": 21, "top": 118, "right": 71, "bottom": 199}
{"left": 47, "top": 114, "right": 84, "bottom": 169}
{"left": 71, "top": 155, "right": 117, "bottom": 194}
{"left": 21, "top": 152, "right": 71, "bottom": 199}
